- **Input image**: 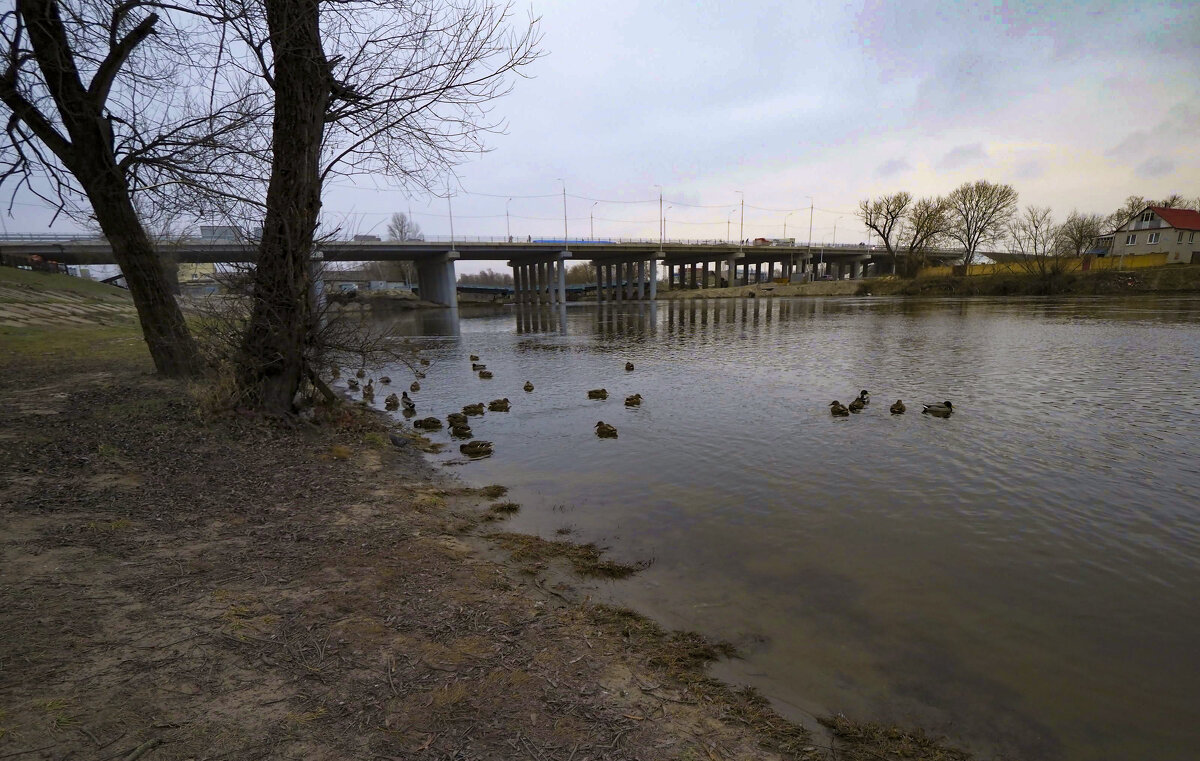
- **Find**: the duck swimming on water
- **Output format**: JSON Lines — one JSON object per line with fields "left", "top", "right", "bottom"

{"left": 401, "top": 391, "right": 416, "bottom": 412}
{"left": 594, "top": 421, "right": 618, "bottom": 438}
{"left": 890, "top": 400, "right": 906, "bottom": 414}
{"left": 830, "top": 401, "right": 850, "bottom": 417}
{"left": 922, "top": 401, "right": 953, "bottom": 417}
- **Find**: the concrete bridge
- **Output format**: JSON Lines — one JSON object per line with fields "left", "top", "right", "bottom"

{"left": 0, "top": 235, "right": 969, "bottom": 306}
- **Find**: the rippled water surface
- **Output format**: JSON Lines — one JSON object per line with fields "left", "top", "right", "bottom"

{"left": 357, "top": 296, "right": 1200, "bottom": 761}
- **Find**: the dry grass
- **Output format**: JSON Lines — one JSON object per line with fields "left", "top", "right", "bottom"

{"left": 492, "top": 532, "right": 650, "bottom": 578}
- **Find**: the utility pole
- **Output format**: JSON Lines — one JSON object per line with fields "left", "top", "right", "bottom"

{"left": 655, "top": 185, "right": 664, "bottom": 253}
{"left": 556, "top": 179, "right": 568, "bottom": 244}
{"left": 447, "top": 184, "right": 455, "bottom": 246}
{"left": 590, "top": 201, "right": 598, "bottom": 240}
{"left": 807, "top": 196, "right": 816, "bottom": 275}
{"left": 736, "top": 191, "right": 744, "bottom": 246}
{"left": 506, "top": 197, "right": 512, "bottom": 242}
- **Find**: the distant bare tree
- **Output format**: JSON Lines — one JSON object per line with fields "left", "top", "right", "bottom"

{"left": 387, "top": 211, "right": 422, "bottom": 242}
{"left": 1008, "top": 206, "right": 1074, "bottom": 287}
{"left": 1056, "top": 211, "right": 1105, "bottom": 257}
{"left": 1104, "top": 195, "right": 1148, "bottom": 232}
{"left": 458, "top": 267, "right": 513, "bottom": 286}
{"left": 946, "top": 180, "right": 1019, "bottom": 267}
{"left": 896, "top": 196, "right": 949, "bottom": 276}
{"left": 858, "top": 192, "right": 911, "bottom": 275}
{"left": 564, "top": 262, "right": 592, "bottom": 284}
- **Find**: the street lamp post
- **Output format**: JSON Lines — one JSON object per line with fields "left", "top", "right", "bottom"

{"left": 555, "top": 178, "right": 568, "bottom": 244}
{"left": 590, "top": 202, "right": 598, "bottom": 240}
{"left": 726, "top": 208, "right": 737, "bottom": 243}
{"left": 784, "top": 211, "right": 795, "bottom": 278}
{"left": 735, "top": 190, "right": 744, "bottom": 246}
{"left": 505, "top": 197, "right": 512, "bottom": 242}
{"left": 653, "top": 185, "right": 663, "bottom": 252}
{"left": 806, "top": 195, "right": 817, "bottom": 276}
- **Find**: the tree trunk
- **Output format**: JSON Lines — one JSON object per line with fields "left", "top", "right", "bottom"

{"left": 237, "top": 0, "right": 330, "bottom": 413}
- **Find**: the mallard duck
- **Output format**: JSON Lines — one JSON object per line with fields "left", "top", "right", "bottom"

{"left": 857, "top": 390, "right": 870, "bottom": 405}
{"left": 587, "top": 389, "right": 608, "bottom": 400}
{"left": 379, "top": 376, "right": 391, "bottom": 384}
{"left": 830, "top": 401, "right": 850, "bottom": 417}
{"left": 890, "top": 400, "right": 906, "bottom": 414}
{"left": 471, "top": 362, "right": 487, "bottom": 371}
{"left": 446, "top": 412, "right": 468, "bottom": 426}
{"left": 594, "top": 421, "right": 618, "bottom": 438}
{"left": 413, "top": 416, "right": 443, "bottom": 430}
{"left": 523, "top": 381, "right": 534, "bottom": 392}
{"left": 401, "top": 407, "right": 415, "bottom": 418}
{"left": 347, "top": 378, "right": 360, "bottom": 391}
{"left": 922, "top": 401, "right": 954, "bottom": 417}
{"left": 625, "top": 361, "right": 635, "bottom": 371}
{"left": 330, "top": 365, "right": 341, "bottom": 379}
{"left": 415, "top": 370, "right": 426, "bottom": 379}
{"left": 478, "top": 370, "right": 493, "bottom": 379}
{"left": 462, "top": 403, "right": 485, "bottom": 416}
{"left": 410, "top": 381, "right": 420, "bottom": 392}
{"left": 848, "top": 397, "right": 865, "bottom": 413}
{"left": 449, "top": 424, "right": 473, "bottom": 439}
{"left": 384, "top": 392, "right": 400, "bottom": 411}
{"left": 355, "top": 368, "right": 366, "bottom": 379}
{"left": 460, "top": 440, "right": 493, "bottom": 457}
{"left": 419, "top": 358, "right": 430, "bottom": 366}
{"left": 488, "top": 398, "right": 511, "bottom": 412}
{"left": 362, "top": 383, "right": 375, "bottom": 402}
{"left": 469, "top": 354, "right": 480, "bottom": 362}
{"left": 624, "top": 393, "right": 642, "bottom": 407}
{"left": 401, "top": 391, "right": 416, "bottom": 412}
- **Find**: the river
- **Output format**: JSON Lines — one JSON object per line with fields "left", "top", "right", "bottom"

{"left": 355, "top": 295, "right": 1200, "bottom": 761}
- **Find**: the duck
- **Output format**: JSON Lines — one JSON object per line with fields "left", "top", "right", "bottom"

{"left": 478, "top": 370, "right": 494, "bottom": 379}
{"left": 587, "top": 389, "right": 608, "bottom": 400}
{"left": 488, "top": 398, "right": 511, "bottom": 412}
{"left": 460, "top": 440, "right": 493, "bottom": 457}
{"left": 347, "top": 378, "right": 360, "bottom": 391}
{"left": 413, "top": 416, "right": 443, "bottom": 430}
{"left": 379, "top": 376, "right": 391, "bottom": 385}
{"left": 414, "top": 370, "right": 426, "bottom": 379}
{"left": 469, "top": 354, "right": 480, "bottom": 362}
{"left": 384, "top": 393, "right": 400, "bottom": 411}
{"left": 330, "top": 365, "right": 341, "bottom": 379}
{"left": 401, "top": 391, "right": 416, "bottom": 412}
{"left": 625, "top": 361, "right": 635, "bottom": 372}
{"left": 624, "top": 393, "right": 642, "bottom": 407}
{"left": 830, "top": 401, "right": 850, "bottom": 417}
{"left": 410, "top": 381, "right": 421, "bottom": 392}
{"left": 890, "top": 399, "right": 906, "bottom": 414}
{"left": 471, "top": 362, "right": 487, "bottom": 371}
{"left": 523, "top": 381, "right": 534, "bottom": 392}
{"left": 857, "top": 390, "right": 870, "bottom": 405}
{"left": 848, "top": 396, "right": 865, "bottom": 413}
{"left": 462, "top": 403, "right": 485, "bottom": 416}
{"left": 449, "top": 424, "right": 473, "bottom": 439}
{"left": 594, "top": 421, "right": 618, "bottom": 438}
{"left": 420, "top": 358, "right": 431, "bottom": 366}
{"left": 922, "top": 401, "right": 954, "bottom": 417}
{"left": 355, "top": 368, "right": 366, "bottom": 379}
{"left": 446, "top": 412, "right": 469, "bottom": 427}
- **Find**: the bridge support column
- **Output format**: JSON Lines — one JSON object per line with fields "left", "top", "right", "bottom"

{"left": 417, "top": 253, "right": 458, "bottom": 307}
{"left": 754, "top": 262, "right": 762, "bottom": 283}
{"left": 649, "top": 258, "right": 658, "bottom": 300}
{"left": 535, "top": 261, "right": 545, "bottom": 304}
{"left": 637, "top": 260, "right": 646, "bottom": 300}
{"left": 699, "top": 261, "right": 708, "bottom": 290}
{"left": 557, "top": 255, "right": 568, "bottom": 304}
{"left": 666, "top": 264, "right": 674, "bottom": 291}
{"left": 613, "top": 264, "right": 622, "bottom": 302}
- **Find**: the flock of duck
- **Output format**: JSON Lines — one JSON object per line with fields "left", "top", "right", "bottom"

{"left": 338, "top": 359, "right": 953, "bottom": 459}
{"left": 338, "top": 353, "right": 642, "bottom": 459}
{"left": 829, "top": 390, "right": 954, "bottom": 418}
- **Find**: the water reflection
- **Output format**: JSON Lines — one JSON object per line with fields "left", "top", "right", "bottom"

{"left": 369, "top": 295, "right": 1200, "bottom": 761}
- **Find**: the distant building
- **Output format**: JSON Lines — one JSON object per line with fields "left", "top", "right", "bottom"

{"left": 1106, "top": 206, "right": 1200, "bottom": 264}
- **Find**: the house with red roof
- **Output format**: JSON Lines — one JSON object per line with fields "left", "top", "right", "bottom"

{"left": 1107, "top": 206, "right": 1200, "bottom": 264}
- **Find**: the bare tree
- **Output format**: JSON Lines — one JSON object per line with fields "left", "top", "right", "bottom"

{"left": 1104, "top": 195, "right": 1147, "bottom": 232}
{"left": 1056, "top": 211, "right": 1105, "bottom": 257}
{"left": 387, "top": 211, "right": 421, "bottom": 241}
{"left": 0, "top": 0, "right": 258, "bottom": 376}
{"left": 946, "top": 180, "right": 1018, "bottom": 267}
{"left": 858, "top": 192, "right": 911, "bottom": 275}
{"left": 1008, "top": 206, "right": 1074, "bottom": 286}
{"left": 896, "top": 196, "right": 949, "bottom": 276}
{"left": 458, "top": 267, "right": 513, "bottom": 286}
{"left": 212, "top": 0, "right": 541, "bottom": 412}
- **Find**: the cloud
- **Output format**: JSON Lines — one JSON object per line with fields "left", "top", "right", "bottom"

{"left": 875, "top": 158, "right": 912, "bottom": 177}
{"left": 937, "top": 143, "right": 988, "bottom": 170}
{"left": 1014, "top": 160, "right": 1043, "bottom": 180}
{"left": 1135, "top": 156, "right": 1174, "bottom": 178}
{"left": 1106, "top": 104, "right": 1200, "bottom": 157}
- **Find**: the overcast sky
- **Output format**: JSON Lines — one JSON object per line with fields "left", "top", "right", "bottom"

{"left": 5, "top": 0, "right": 1199, "bottom": 272}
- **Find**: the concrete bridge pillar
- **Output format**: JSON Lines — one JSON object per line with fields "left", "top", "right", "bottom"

{"left": 557, "top": 256, "right": 568, "bottom": 304}
{"left": 649, "top": 258, "right": 658, "bottom": 300}
{"left": 637, "top": 260, "right": 646, "bottom": 300}
{"left": 417, "top": 254, "right": 458, "bottom": 306}
{"left": 699, "top": 261, "right": 708, "bottom": 290}
{"left": 666, "top": 264, "right": 673, "bottom": 291}
{"left": 754, "top": 262, "right": 762, "bottom": 283}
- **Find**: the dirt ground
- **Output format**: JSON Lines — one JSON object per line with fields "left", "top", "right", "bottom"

{"left": 0, "top": 270, "right": 973, "bottom": 761}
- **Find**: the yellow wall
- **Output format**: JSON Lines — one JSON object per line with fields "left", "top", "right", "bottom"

{"left": 918, "top": 253, "right": 1170, "bottom": 278}
{"left": 178, "top": 263, "right": 217, "bottom": 282}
